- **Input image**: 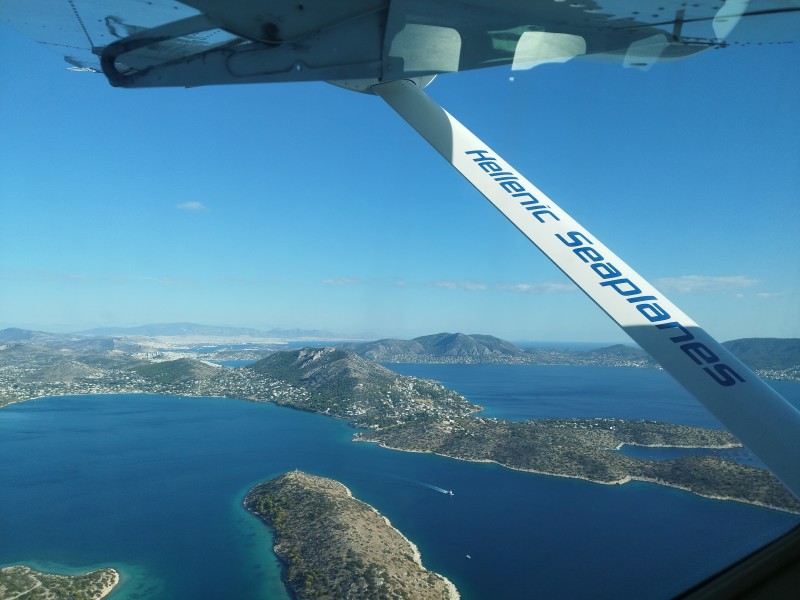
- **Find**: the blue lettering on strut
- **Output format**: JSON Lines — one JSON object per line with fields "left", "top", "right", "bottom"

{"left": 466, "top": 149, "right": 560, "bottom": 223}
{"left": 552, "top": 229, "right": 747, "bottom": 388}
{"left": 465, "top": 146, "right": 746, "bottom": 388}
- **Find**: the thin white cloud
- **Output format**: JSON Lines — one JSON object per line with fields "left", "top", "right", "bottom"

{"left": 322, "top": 277, "right": 364, "bottom": 286}
{"left": 496, "top": 282, "right": 575, "bottom": 294}
{"left": 654, "top": 275, "right": 759, "bottom": 293}
{"left": 177, "top": 201, "right": 207, "bottom": 211}
{"left": 55, "top": 273, "right": 90, "bottom": 283}
{"left": 8, "top": 270, "right": 91, "bottom": 283}
{"left": 138, "top": 276, "right": 195, "bottom": 286}
{"left": 433, "top": 280, "right": 487, "bottom": 291}
{"left": 159, "top": 277, "right": 194, "bottom": 286}
{"left": 756, "top": 291, "right": 785, "bottom": 299}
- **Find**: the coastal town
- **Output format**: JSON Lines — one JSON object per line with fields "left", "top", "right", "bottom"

{"left": 0, "top": 333, "right": 479, "bottom": 429}
{"left": 3, "top": 329, "right": 797, "bottom": 411}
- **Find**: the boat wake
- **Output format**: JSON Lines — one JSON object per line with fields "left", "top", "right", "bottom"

{"left": 385, "top": 475, "right": 454, "bottom": 496}
{"left": 423, "top": 483, "right": 455, "bottom": 496}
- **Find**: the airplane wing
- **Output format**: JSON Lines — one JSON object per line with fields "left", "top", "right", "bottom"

{"left": 2, "top": 0, "right": 799, "bottom": 87}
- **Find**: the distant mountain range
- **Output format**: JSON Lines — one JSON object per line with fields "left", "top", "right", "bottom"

{"left": 339, "top": 332, "right": 800, "bottom": 376}
{"left": 0, "top": 328, "right": 119, "bottom": 352}
{"left": 76, "top": 322, "right": 346, "bottom": 340}
{"left": 338, "top": 332, "right": 527, "bottom": 361}
{"left": 719, "top": 338, "right": 800, "bottom": 371}
{"left": 2, "top": 326, "right": 798, "bottom": 379}
{"left": 338, "top": 332, "right": 652, "bottom": 366}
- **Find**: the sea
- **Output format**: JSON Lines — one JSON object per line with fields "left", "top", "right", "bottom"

{"left": 1, "top": 364, "right": 798, "bottom": 600}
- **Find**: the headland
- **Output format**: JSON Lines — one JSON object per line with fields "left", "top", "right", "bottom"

{"left": 0, "top": 565, "right": 119, "bottom": 600}
{"left": 244, "top": 471, "right": 459, "bottom": 600}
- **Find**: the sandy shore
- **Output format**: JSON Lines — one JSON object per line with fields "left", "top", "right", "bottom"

{"left": 0, "top": 566, "right": 120, "bottom": 600}
{"left": 377, "top": 513, "right": 461, "bottom": 600}
{"left": 97, "top": 569, "right": 120, "bottom": 599}
{"left": 334, "top": 474, "right": 461, "bottom": 600}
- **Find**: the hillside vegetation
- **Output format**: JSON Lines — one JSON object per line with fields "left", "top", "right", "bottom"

{"left": 245, "top": 471, "right": 459, "bottom": 600}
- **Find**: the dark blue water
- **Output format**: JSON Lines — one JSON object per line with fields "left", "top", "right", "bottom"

{"left": 613, "top": 444, "right": 765, "bottom": 467}
{"left": 1, "top": 366, "right": 798, "bottom": 599}
{"left": 387, "top": 364, "right": 800, "bottom": 427}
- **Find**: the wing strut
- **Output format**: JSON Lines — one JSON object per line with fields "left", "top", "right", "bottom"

{"left": 372, "top": 78, "right": 800, "bottom": 499}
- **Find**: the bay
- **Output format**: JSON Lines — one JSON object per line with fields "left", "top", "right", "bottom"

{"left": 387, "top": 363, "right": 800, "bottom": 425}
{"left": 0, "top": 365, "right": 798, "bottom": 599}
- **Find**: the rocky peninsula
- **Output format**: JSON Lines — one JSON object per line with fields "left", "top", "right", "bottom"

{"left": 355, "top": 417, "right": 800, "bottom": 513}
{"left": 0, "top": 565, "right": 119, "bottom": 600}
{"left": 244, "top": 471, "right": 459, "bottom": 600}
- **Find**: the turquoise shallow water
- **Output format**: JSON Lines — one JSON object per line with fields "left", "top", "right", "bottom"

{"left": 1, "top": 366, "right": 798, "bottom": 599}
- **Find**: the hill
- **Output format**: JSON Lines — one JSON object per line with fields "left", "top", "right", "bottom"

{"left": 415, "top": 332, "right": 525, "bottom": 357}
{"left": 250, "top": 347, "right": 398, "bottom": 390}
{"left": 338, "top": 338, "right": 426, "bottom": 361}
{"left": 133, "top": 358, "right": 221, "bottom": 386}
{"left": 341, "top": 333, "right": 654, "bottom": 367}
{"left": 721, "top": 338, "right": 800, "bottom": 371}
{"left": 340, "top": 333, "right": 799, "bottom": 380}
{"left": 248, "top": 347, "right": 478, "bottom": 427}
{"left": 0, "top": 328, "right": 116, "bottom": 352}
{"left": 340, "top": 332, "right": 526, "bottom": 363}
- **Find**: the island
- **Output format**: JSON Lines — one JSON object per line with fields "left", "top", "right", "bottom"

{"left": 0, "top": 565, "right": 119, "bottom": 599}
{"left": 2, "top": 328, "right": 799, "bottom": 513}
{"left": 244, "top": 471, "right": 459, "bottom": 600}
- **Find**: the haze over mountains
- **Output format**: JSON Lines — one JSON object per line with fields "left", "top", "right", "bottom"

{"left": 2, "top": 325, "right": 798, "bottom": 387}
{"left": 76, "top": 322, "right": 344, "bottom": 340}
{"left": 340, "top": 332, "right": 800, "bottom": 374}
{"left": 339, "top": 332, "right": 527, "bottom": 361}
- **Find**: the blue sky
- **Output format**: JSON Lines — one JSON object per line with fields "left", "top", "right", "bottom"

{"left": 1, "top": 26, "right": 798, "bottom": 343}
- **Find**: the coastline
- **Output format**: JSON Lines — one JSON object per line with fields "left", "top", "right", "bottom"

{"left": 374, "top": 509, "right": 460, "bottom": 600}
{"left": 5, "top": 391, "right": 797, "bottom": 516}
{"left": 354, "top": 436, "right": 800, "bottom": 515}
{"left": 614, "top": 441, "right": 742, "bottom": 450}
{"left": 98, "top": 569, "right": 120, "bottom": 599}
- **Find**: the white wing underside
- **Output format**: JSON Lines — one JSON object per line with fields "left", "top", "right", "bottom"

{"left": 2, "top": 0, "right": 799, "bottom": 85}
